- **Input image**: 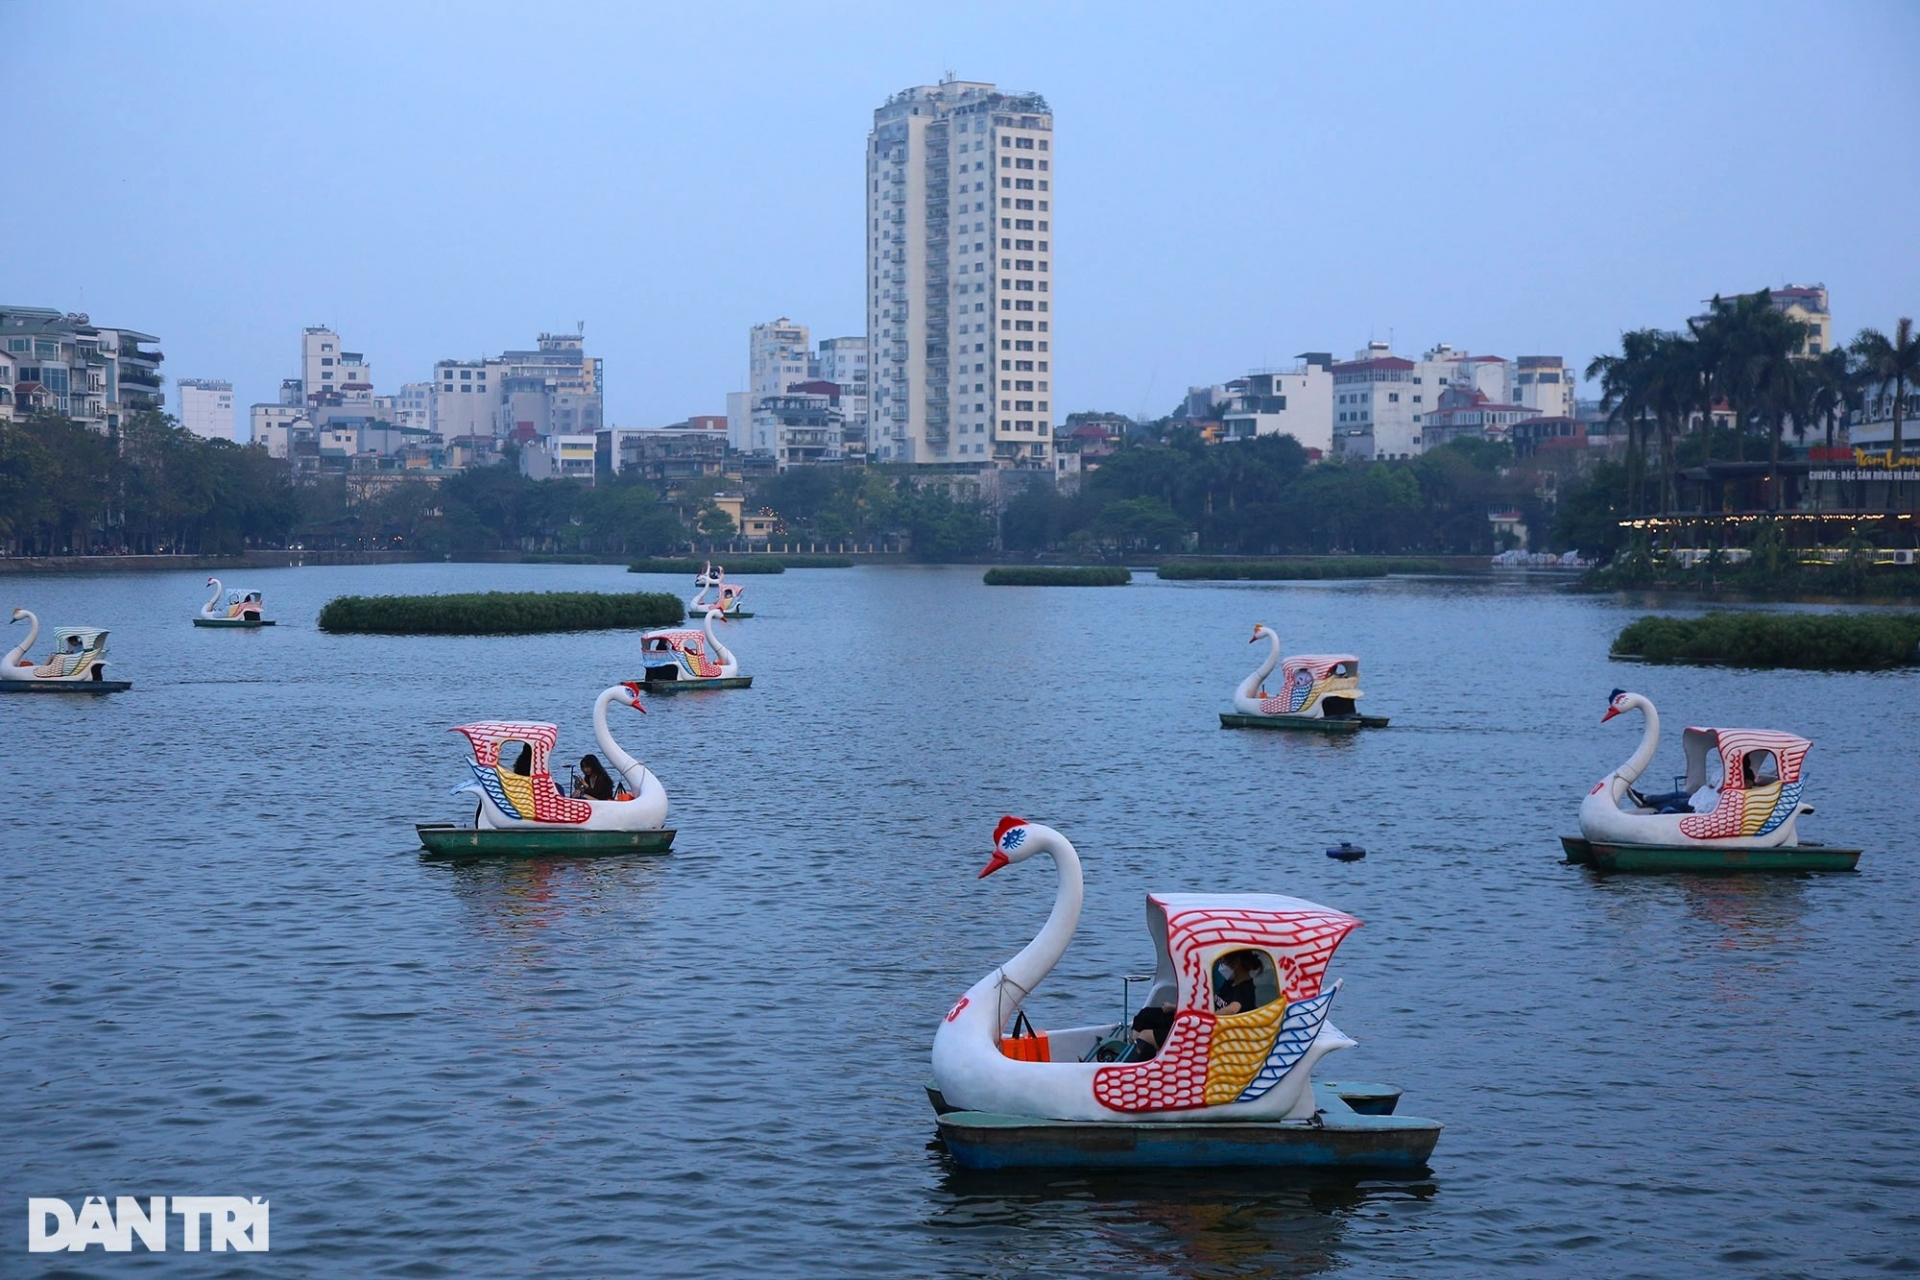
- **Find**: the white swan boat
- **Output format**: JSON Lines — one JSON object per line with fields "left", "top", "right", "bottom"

{"left": 1, "top": 610, "right": 130, "bottom": 693}
{"left": 1561, "top": 689, "right": 1860, "bottom": 873}
{"left": 688, "top": 576, "right": 750, "bottom": 619}
{"left": 1220, "top": 623, "right": 1385, "bottom": 732}
{"left": 416, "top": 684, "right": 673, "bottom": 855}
{"left": 196, "top": 577, "right": 273, "bottom": 627}
{"left": 929, "top": 817, "right": 1441, "bottom": 1170}
{"left": 636, "top": 607, "right": 750, "bottom": 691}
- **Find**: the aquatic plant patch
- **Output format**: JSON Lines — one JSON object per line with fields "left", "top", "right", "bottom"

{"left": 1611, "top": 611, "right": 1920, "bottom": 671}
{"left": 984, "top": 566, "right": 1131, "bottom": 586}
{"left": 1158, "top": 558, "right": 1446, "bottom": 581}
{"left": 317, "top": 590, "right": 685, "bottom": 635}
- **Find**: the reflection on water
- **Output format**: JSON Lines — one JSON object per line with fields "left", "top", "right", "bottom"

{"left": 930, "top": 1157, "right": 1435, "bottom": 1279}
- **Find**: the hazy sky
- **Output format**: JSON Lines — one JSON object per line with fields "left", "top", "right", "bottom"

{"left": 10, "top": 2, "right": 1918, "bottom": 433}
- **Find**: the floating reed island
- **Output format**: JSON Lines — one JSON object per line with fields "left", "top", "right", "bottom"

{"left": 983, "top": 566, "right": 1131, "bottom": 586}
{"left": 1157, "top": 557, "right": 1447, "bottom": 581}
{"left": 1610, "top": 611, "right": 1920, "bottom": 671}
{"left": 317, "top": 590, "right": 684, "bottom": 636}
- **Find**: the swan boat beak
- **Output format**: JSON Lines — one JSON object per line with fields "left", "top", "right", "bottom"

{"left": 1600, "top": 706, "right": 1620, "bottom": 723}
{"left": 621, "top": 681, "right": 647, "bottom": 712}
{"left": 978, "top": 850, "right": 1010, "bottom": 878}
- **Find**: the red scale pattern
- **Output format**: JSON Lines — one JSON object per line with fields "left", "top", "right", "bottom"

{"left": 1677, "top": 728, "right": 1810, "bottom": 841}
{"left": 1092, "top": 903, "right": 1358, "bottom": 1114}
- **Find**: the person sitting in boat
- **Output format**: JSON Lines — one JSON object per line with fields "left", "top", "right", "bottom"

{"left": 572, "top": 754, "right": 615, "bottom": 801}
{"left": 1744, "top": 750, "right": 1778, "bottom": 787}
{"left": 1125, "top": 1003, "right": 1175, "bottom": 1061}
{"left": 1689, "top": 774, "right": 1720, "bottom": 813}
{"left": 1213, "top": 950, "right": 1267, "bottom": 1015}
{"left": 510, "top": 744, "right": 534, "bottom": 776}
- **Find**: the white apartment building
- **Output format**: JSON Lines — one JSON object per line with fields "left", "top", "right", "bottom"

{"left": 1512, "top": 355, "right": 1575, "bottom": 420}
{"left": 176, "top": 378, "right": 236, "bottom": 441}
{"left": 1218, "top": 358, "right": 1335, "bottom": 453}
{"left": 393, "top": 382, "right": 433, "bottom": 431}
{"left": 815, "top": 335, "right": 869, "bottom": 457}
{"left": 249, "top": 403, "right": 309, "bottom": 457}
{"left": 433, "top": 359, "right": 498, "bottom": 439}
{"left": 0, "top": 307, "right": 164, "bottom": 431}
{"left": 1331, "top": 344, "right": 1422, "bottom": 459}
{"left": 520, "top": 433, "right": 597, "bottom": 481}
{"left": 750, "top": 318, "right": 811, "bottom": 400}
{"left": 867, "top": 78, "right": 1055, "bottom": 467}
{"left": 300, "top": 327, "right": 363, "bottom": 402}
{"left": 1422, "top": 344, "right": 1511, "bottom": 402}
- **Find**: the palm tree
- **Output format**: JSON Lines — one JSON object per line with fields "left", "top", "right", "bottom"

{"left": 1804, "top": 347, "right": 1856, "bottom": 454}
{"left": 1587, "top": 330, "right": 1660, "bottom": 516}
{"left": 1743, "top": 309, "right": 1812, "bottom": 510}
{"left": 1851, "top": 317, "right": 1917, "bottom": 470}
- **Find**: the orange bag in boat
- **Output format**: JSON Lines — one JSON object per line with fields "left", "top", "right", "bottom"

{"left": 999, "top": 1010, "right": 1050, "bottom": 1062}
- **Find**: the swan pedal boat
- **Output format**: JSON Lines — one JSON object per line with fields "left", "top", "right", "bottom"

{"left": 1220, "top": 625, "right": 1387, "bottom": 732}
{"left": 635, "top": 607, "right": 752, "bottom": 692}
{"left": 1, "top": 612, "right": 131, "bottom": 693}
{"left": 1561, "top": 689, "right": 1860, "bottom": 873}
{"left": 195, "top": 577, "right": 274, "bottom": 627}
{"left": 688, "top": 580, "right": 752, "bottom": 620}
{"left": 929, "top": 817, "right": 1440, "bottom": 1171}
{"left": 417, "top": 684, "right": 674, "bottom": 857}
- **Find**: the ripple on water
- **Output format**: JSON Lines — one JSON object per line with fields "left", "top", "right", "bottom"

{"left": 2, "top": 564, "right": 1917, "bottom": 1275}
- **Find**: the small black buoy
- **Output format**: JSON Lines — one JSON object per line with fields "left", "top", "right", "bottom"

{"left": 1325, "top": 842, "right": 1367, "bottom": 862}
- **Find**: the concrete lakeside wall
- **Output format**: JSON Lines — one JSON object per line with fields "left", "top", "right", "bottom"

{"left": 0, "top": 550, "right": 1499, "bottom": 575}
{"left": 0, "top": 551, "right": 446, "bottom": 575}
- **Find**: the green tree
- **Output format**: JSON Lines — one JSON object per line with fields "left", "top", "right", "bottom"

{"left": 1852, "top": 316, "right": 1917, "bottom": 477}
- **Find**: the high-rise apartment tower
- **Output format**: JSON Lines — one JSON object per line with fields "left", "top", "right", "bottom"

{"left": 867, "top": 79, "right": 1054, "bottom": 467}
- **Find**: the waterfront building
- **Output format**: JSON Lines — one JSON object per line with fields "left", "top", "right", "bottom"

{"left": 1420, "top": 386, "right": 1537, "bottom": 449}
{"left": 1331, "top": 344, "right": 1418, "bottom": 459}
{"left": 0, "top": 306, "right": 163, "bottom": 430}
{"left": 393, "top": 382, "right": 433, "bottom": 432}
{"left": 249, "top": 403, "right": 309, "bottom": 456}
{"left": 1216, "top": 356, "right": 1335, "bottom": 452}
{"left": 1512, "top": 355, "right": 1575, "bottom": 420}
{"left": 602, "top": 417, "right": 730, "bottom": 488}
{"left": 816, "top": 335, "right": 870, "bottom": 460}
{"left": 867, "top": 78, "right": 1054, "bottom": 467}
{"left": 493, "top": 333, "right": 603, "bottom": 441}
{"left": 177, "top": 378, "right": 237, "bottom": 441}
{"left": 433, "top": 358, "right": 497, "bottom": 440}
{"left": 1701, "top": 283, "right": 1832, "bottom": 356}
{"left": 1331, "top": 342, "right": 1542, "bottom": 460}
{"left": 751, "top": 318, "right": 812, "bottom": 401}
{"left": 520, "top": 432, "right": 597, "bottom": 482}
{"left": 750, "top": 391, "right": 843, "bottom": 468}
{"left": 300, "top": 326, "right": 372, "bottom": 404}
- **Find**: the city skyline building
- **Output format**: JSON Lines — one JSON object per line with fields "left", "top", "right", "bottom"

{"left": 0, "top": 305, "right": 163, "bottom": 431}
{"left": 867, "top": 78, "right": 1054, "bottom": 468}
{"left": 176, "top": 378, "right": 236, "bottom": 441}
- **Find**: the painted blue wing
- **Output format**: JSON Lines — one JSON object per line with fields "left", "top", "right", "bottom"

{"left": 1235, "top": 987, "right": 1338, "bottom": 1102}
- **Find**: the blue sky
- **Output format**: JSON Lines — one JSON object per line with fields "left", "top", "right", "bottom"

{"left": 9, "top": 2, "right": 1918, "bottom": 430}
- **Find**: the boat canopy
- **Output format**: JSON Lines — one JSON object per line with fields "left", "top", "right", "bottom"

{"left": 450, "top": 721, "right": 558, "bottom": 773}
{"left": 641, "top": 628, "right": 706, "bottom": 653}
{"left": 1679, "top": 727, "right": 1812, "bottom": 792}
{"left": 1143, "top": 892, "right": 1361, "bottom": 1013}
{"left": 51, "top": 627, "right": 108, "bottom": 650}
{"left": 1280, "top": 655, "right": 1359, "bottom": 679}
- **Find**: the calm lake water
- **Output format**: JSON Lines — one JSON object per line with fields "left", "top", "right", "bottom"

{"left": 4, "top": 563, "right": 1916, "bottom": 1277}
